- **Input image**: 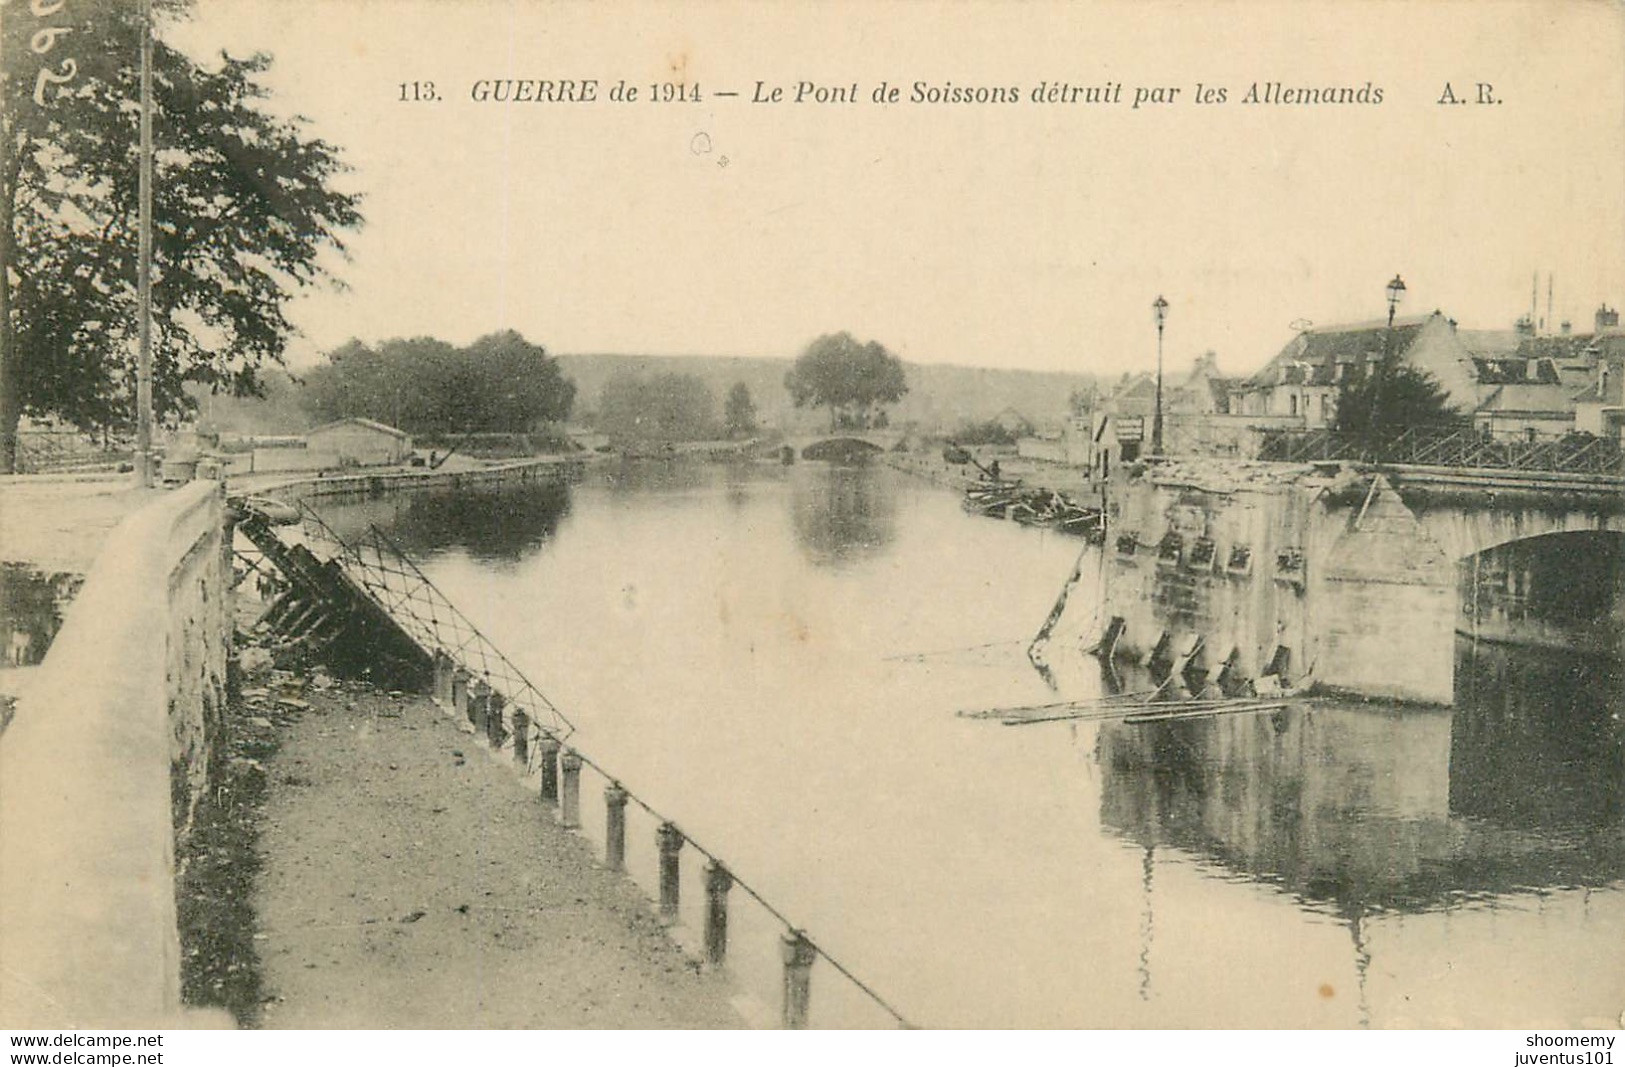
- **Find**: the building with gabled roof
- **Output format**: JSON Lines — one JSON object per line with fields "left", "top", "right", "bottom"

{"left": 1573, "top": 329, "right": 1625, "bottom": 441}
{"left": 1232, "top": 311, "right": 1467, "bottom": 429}
{"left": 304, "top": 417, "right": 414, "bottom": 467}
{"left": 1234, "top": 303, "right": 1624, "bottom": 439}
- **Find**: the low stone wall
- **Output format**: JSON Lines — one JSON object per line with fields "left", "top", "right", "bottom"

{"left": 253, "top": 453, "right": 587, "bottom": 505}
{"left": 0, "top": 481, "right": 231, "bottom": 1027}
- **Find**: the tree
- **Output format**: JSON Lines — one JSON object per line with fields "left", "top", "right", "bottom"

{"left": 300, "top": 330, "right": 574, "bottom": 434}
{"left": 784, "top": 332, "right": 907, "bottom": 430}
{"left": 723, "top": 381, "right": 757, "bottom": 438}
{"left": 1067, "top": 384, "right": 1099, "bottom": 417}
{"left": 596, "top": 371, "right": 717, "bottom": 442}
{"left": 0, "top": 2, "right": 363, "bottom": 471}
{"left": 1332, "top": 363, "right": 1465, "bottom": 437}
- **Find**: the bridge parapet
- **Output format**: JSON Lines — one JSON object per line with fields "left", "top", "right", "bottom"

{"left": 1259, "top": 426, "right": 1625, "bottom": 481}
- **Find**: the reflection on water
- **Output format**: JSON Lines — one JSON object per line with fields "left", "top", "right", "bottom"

{"left": 1098, "top": 640, "right": 1625, "bottom": 917}
{"left": 0, "top": 563, "right": 84, "bottom": 668}
{"left": 315, "top": 481, "right": 573, "bottom": 563}
{"left": 790, "top": 465, "right": 897, "bottom": 567}
{"left": 312, "top": 459, "right": 1625, "bottom": 1027}
{"left": 1453, "top": 639, "right": 1624, "bottom": 830}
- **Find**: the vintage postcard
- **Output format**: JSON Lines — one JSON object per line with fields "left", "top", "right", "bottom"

{"left": 1, "top": 0, "right": 1622, "bottom": 1047}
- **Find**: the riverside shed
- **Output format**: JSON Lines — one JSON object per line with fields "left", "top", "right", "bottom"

{"left": 304, "top": 418, "right": 413, "bottom": 467}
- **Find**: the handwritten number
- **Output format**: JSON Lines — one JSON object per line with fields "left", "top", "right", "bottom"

{"left": 33, "top": 57, "right": 77, "bottom": 106}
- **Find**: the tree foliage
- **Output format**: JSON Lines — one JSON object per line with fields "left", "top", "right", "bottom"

{"left": 0, "top": 1, "right": 363, "bottom": 470}
{"left": 596, "top": 370, "right": 717, "bottom": 442}
{"left": 301, "top": 330, "right": 574, "bottom": 434}
{"left": 784, "top": 332, "right": 907, "bottom": 429}
{"left": 954, "top": 419, "right": 1022, "bottom": 446}
{"left": 723, "top": 381, "right": 757, "bottom": 438}
{"left": 1332, "top": 362, "right": 1465, "bottom": 436}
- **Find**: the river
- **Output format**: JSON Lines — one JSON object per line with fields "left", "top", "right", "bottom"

{"left": 311, "top": 459, "right": 1625, "bottom": 1028}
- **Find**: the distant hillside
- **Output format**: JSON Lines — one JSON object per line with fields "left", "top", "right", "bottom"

{"left": 557, "top": 353, "right": 1099, "bottom": 433}
{"left": 186, "top": 353, "right": 1101, "bottom": 436}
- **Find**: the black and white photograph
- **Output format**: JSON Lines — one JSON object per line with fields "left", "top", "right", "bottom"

{"left": 0, "top": 0, "right": 1622, "bottom": 1050}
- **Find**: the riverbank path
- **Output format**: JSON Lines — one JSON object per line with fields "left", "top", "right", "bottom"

{"left": 253, "top": 677, "right": 743, "bottom": 1028}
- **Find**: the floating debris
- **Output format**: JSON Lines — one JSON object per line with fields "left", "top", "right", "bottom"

{"left": 961, "top": 481, "right": 1104, "bottom": 540}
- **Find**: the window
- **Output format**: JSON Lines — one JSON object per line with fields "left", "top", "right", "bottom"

{"left": 1289, "top": 393, "right": 1299, "bottom": 416}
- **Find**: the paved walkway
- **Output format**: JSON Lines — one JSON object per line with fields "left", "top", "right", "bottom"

{"left": 0, "top": 475, "right": 154, "bottom": 572}
{"left": 253, "top": 678, "right": 742, "bottom": 1028}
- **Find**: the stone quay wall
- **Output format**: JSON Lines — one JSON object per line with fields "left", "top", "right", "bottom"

{"left": 0, "top": 480, "right": 231, "bottom": 1028}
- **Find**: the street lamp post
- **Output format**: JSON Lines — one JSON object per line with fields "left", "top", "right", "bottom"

{"left": 1385, "top": 274, "right": 1406, "bottom": 332}
{"left": 1152, "top": 295, "right": 1169, "bottom": 457}
{"left": 1371, "top": 274, "right": 1406, "bottom": 454}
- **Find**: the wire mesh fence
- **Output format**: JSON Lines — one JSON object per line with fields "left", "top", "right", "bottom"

{"left": 297, "top": 503, "right": 574, "bottom": 739}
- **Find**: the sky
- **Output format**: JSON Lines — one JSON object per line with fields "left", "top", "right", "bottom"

{"left": 167, "top": 0, "right": 1625, "bottom": 380}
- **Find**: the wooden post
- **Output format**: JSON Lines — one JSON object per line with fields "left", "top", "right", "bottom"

{"left": 470, "top": 678, "right": 490, "bottom": 731}
{"left": 704, "top": 861, "right": 733, "bottom": 966}
{"left": 656, "top": 822, "right": 684, "bottom": 920}
{"left": 537, "top": 735, "right": 561, "bottom": 804}
{"left": 451, "top": 668, "right": 470, "bottom": 722}
{"left": 604, "top": 783, "right": 629, "bottom": 871}
{"left": 559, "top": 749, "right": 583, "bottom": 829}
{"left": 511, "top": 709, "right": 530, "bottom": 766}
{"left": 781, "top": 930, "right": 817, "bottom": 1029}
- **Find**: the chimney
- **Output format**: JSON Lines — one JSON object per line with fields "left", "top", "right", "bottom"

{"left": 1597, "top": 304, "right": 1620, "bottom": 333}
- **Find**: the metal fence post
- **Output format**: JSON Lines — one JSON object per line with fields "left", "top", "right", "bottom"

{"left": 704, "top": 861, "right": 733, "bottom": 966}
{"left": 604, "top": 783, "right": 629, "bottom": 871}
{"left": 559, "top": 749, "right": 583, "bottom": 829}
{"left": 537, "top": 735, "right": 561, "bottom": 804}
{"left": 451, "top": 667, "right": 470, "bottom": 722}
{"left": 657, "top": 822, "right": 684, "bottom": 920}
{"left": 470, "top": 677, "right": 490, "bottom": 731}
{"left": 511, "top": 709, "right": 530, "bottom": 766}
{"left": 781, "top": 930, "right": 816, "bottom": 1029}
{"left": 432, "top": 650, "right": 450, "bottom": 706}
{"left": 486, "top": 689, "right": 506, "bottom": 748}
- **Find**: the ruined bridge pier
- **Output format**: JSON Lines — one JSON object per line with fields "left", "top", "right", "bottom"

{"left": 1094, "top": 463, "right": 1625, "bottom": 705}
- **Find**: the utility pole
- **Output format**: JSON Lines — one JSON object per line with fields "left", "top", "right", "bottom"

{"left": 136, "top": 0, "right": 155, "bottom": 486}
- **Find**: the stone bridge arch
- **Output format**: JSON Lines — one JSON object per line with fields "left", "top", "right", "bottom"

{"left": 1408, "top": 499, "right": 1625, "bottom": 562}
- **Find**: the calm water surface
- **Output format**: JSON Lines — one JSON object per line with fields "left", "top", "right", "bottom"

{"left": 316, "top": 461, "right": 1625, "bottom": 1028}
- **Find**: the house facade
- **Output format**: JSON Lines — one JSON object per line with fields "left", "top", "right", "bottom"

{"left": 1233, "top": 305, "right": 1622, "bottom": 440}
{"left": 1573, "top": 328, "right": 1625, "bottom": 442}
{"left": 1232, "top": 312, "right": 1471, "bottom": 430}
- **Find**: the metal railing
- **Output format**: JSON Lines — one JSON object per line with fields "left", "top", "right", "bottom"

{"left": 1256, "top": 426, "right": 1625, "bottom": 477}
{"left": 15, "top": 430, "right": 134, "bottom": 474}
{"left": 289, "top": 503, "right": 917, "bottom": 1028}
